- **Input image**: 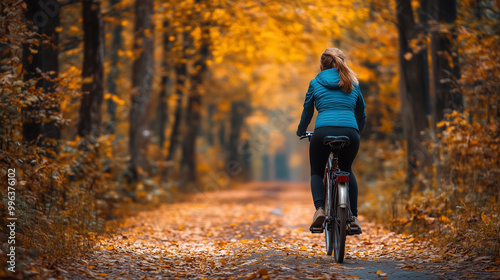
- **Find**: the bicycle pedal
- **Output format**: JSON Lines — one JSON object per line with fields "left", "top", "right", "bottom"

{"left": 347, "top": 226, "right": 362, "bottom": 235}
{"left": 309, "top": 226, "right": 324, "bottom": 233}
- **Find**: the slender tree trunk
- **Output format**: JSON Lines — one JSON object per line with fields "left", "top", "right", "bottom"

{"left": 165, "top": 31, "right": 189, "bottom": 180}
{"left": 78, "top": 0, "right": 104, "bottom": 138}
{"left": 128, "top": 0, "right": 154, "bottom": 182}
{"left": 157, "top": 20, "right": 173, "bottom": 151}
{"left": 22, "top": 0, "right": 60, "bottom": 146}
{"left": 105, "top": 0, "right": 123, "bottom": 134}
{"left": 226, "top": 101, "right": 250, "bottom": 180}
{"left": 430, "top": 0, "right": 462, "bottom": 124}
{"left": 395, "top": 0, "right": 432, "bottom": 191}
{"left": 180, "top": 20, "right": 210, "bottom": 189}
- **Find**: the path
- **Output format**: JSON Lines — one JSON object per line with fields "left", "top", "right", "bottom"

{"left": 35, "top": 182, "right": 498, "bottom": 279}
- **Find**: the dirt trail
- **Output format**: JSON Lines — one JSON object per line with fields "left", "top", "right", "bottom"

{"left": 38, "top": 182, "right": 497, "bottom": 279}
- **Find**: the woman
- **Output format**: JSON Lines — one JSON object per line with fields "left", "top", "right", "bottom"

{"left": 296, "top": 48, "right": 366, "bottom": 232}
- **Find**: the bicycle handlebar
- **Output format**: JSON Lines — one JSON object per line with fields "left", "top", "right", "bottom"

{"left": 299, "top": 132, "right": 313, "bottom": 140}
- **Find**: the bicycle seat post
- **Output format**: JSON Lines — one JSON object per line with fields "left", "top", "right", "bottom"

{"left": 330, "top": 147, "right": 339, "bottom": 169}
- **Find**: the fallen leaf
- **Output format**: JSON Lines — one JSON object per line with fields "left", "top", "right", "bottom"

{"left": 257, "top": 268, "right": 268, "bottom": 276}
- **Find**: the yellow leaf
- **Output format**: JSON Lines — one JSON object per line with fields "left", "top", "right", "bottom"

{"left": 105, "top": 245, "right": 115, "bottom": 250}
{"left": 178, "top": 224, "right": 184, "bottom": 231}
{"left": 82, "top": 76, "right": 94, "bottom": 84}
{"left": 264, "top": 237, "right": 272, "bottom": 243}
{"left": 408, "top": 238, "right": 415, "bottom": 243}
{"left": 111, "top": 95, "right": 125, "bottom": 106}
{"left": 437, "top": 121, "right": 447, "bottom": 128}
{"left": 440, "top": 215, "right": 450, "bottom": 223}
{"left": 376, "top": 270, "right": 382, "bottom": 274}
{"left": 97, "top": 273, "right": 107, "bottom": 276}
{"left": 481, "top": 213, "right": 490, "bottom": 224}
{"left": 300, "top": 246, "right": 307, "bottom": 251}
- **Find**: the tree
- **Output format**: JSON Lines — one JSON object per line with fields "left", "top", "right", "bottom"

{"left": 430, "top": 0, "right": 462, "bottom": 124}
{"left": 180, "top": 0, "right": 211, "bottom": 189}
{"left": 227, "top": 101, "right": 250, "bottom": 178}
{"left": 157, "top": 19, "right": 173, "bottom": 152}
{"left": 78, "top": 0, "right": 104, "bottom": 138}
{"left": 128, "top": 0, "right": 154, "bottom": 181}
{"left": 105, "top": 0, "right": 123, "bottom": 134}
{"left": 165, "top": 30, "right": 188, "bottom": 179}
{"left": 22, "top": 0, "right": 60, "bottom": 146}
{"left": 395, "top": 0, "right": 432, "bottom": 190}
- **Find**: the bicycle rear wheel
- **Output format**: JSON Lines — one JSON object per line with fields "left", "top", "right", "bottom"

{"left": 333, "top": 183, "right": 348, "bottom": 263}
{"left": 325, "top": 178, "right": 334, "bottom": 256}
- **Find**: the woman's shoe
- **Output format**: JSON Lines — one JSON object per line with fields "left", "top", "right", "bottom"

{"left": 311, "top": 207, "right": 326, "bottom": 228}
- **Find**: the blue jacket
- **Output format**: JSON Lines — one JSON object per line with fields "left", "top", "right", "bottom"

{"left": 296, "top": 68, "right": 366, "bottom": 136}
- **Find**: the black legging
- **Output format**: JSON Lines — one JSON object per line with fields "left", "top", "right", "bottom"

{"left": 309, "top": 126, "right": 360, "bottom": 216}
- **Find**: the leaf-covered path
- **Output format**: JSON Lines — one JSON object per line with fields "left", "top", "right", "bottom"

{"left": 47, "top": 182, "right": 497, "bottom": 279}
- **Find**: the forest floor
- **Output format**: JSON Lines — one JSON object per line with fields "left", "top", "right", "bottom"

{"left": 30, "top": 182, "right": 499, "bottom": 279}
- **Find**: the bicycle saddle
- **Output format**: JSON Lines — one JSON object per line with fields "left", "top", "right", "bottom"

{"left": 323, "top": 136, "right": 350, "bottom": 146}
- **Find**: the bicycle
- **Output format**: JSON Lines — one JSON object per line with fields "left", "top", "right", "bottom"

{"left": 300, "top": 132, "right": 361, "bottom": 263}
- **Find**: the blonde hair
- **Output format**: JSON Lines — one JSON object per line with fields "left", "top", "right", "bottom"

{"left": 320, "top": 48, "right": 359, "bottom": 93}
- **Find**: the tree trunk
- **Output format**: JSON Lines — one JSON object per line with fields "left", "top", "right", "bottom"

{"left": 395, "top": 0, "right": 432, "bottom": 191}
{"left": 227, "top": 101, "right": 250, "bottom": 180}
{"left": 180, "top": 20, "right": 210, "bottom": 189}
{"left": 128, "top": 0, "right": 154, "bottom": 182}
{"left": 78, "top": 0, "right": 104, "bottom": 138}
{"left": 165, "top": 31, "right": 189, "bottom": 180}
{"left": 105, "top": 0, "right": 123, "bottom": 134}
{"left": 430, "top": 0, "right": 462, "bottom": 124}
{"left": 157, "top": 20, "right": 173, "bottom": 151}
{"left": 22, "top": 0, "right": 60, "bottom": 146}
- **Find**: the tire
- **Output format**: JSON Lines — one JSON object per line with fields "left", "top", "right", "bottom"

{"left": 333, "top": 206, "right": 347, "bottom": 263}
{"left": 325, "top": 179, "right": 334, "bottom": 256}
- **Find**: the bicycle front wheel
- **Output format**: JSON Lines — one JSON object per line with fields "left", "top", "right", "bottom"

{"left": 333, "top": 206, "right": 347, "bottom": 263}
